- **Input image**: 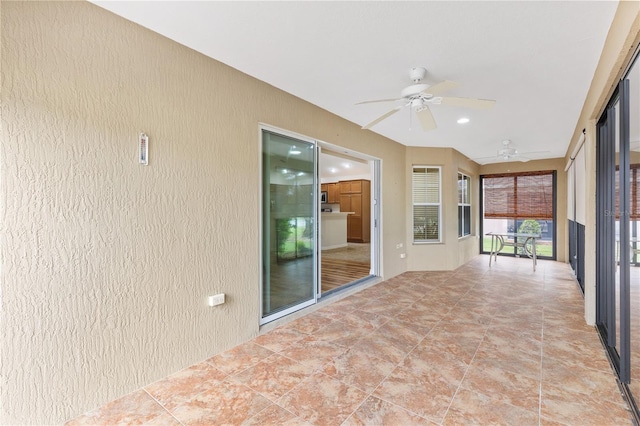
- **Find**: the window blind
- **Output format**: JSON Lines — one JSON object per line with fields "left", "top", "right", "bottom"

{"left": 483, "top": 171, "right": 554, "bottom": 220}
{"left": 413, "top": 166, "right": 441, "bottom": 242}
{"left": 413, "top": 167, "right": 440, "bottom": 204}
{"left": 458, "top": 173, "right": 472, "bottom": 237}
{"left": 614, "top": 163, "right": 640, "bottom": 219}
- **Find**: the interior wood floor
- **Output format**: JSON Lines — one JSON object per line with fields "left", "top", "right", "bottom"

{"left": 321, "top": 257, "right": 371, "bottom": 292}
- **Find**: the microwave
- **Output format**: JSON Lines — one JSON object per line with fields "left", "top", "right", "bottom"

{"left": 321, "top": 191, "right": 328, "bottom": 203}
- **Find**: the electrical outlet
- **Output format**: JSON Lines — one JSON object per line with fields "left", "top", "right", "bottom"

{"left": 400, "top": 253, "right": 406, "bottom": 259}
{"left": 396, "top": 243, "right": 403, "bottom": 249}
{"left": 208, "top": 293, "right": 225, "bottom": 307}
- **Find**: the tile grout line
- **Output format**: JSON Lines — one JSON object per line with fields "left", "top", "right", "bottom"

{"left": 337, "top": 279, "right": 455, "bottom": 425}
{"left": 538, "top": 272, "right": 546, "bottom": 426}
{"left": 142, "top": 388, "right": 185, "bottom": 426}
{"left": 438, "top": 278, "right": 495, "bottom": 425}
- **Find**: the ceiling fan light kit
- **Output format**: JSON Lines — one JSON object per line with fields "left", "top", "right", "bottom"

{"left": 357, "top": 66, "right": 496, "bottom": 132}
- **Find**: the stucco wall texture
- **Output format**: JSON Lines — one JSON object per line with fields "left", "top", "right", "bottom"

{"left": 1, "top": 2, "right": 411, "bottom": 423}
{"left": 1, "top": 0, "right": 591, "bottom": 422}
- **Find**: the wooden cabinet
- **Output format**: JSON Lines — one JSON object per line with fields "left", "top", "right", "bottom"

{"left": 321, "top": 182, "right": 340, "bottom": 204}
{"left": 339, "top": 179, "right": 370, "bottom": 243}
{"left": 340, "top": 180, "right": 362, "bottom": 194}
{"left": 327, "top": 183, "right": 339, "bottom": 203}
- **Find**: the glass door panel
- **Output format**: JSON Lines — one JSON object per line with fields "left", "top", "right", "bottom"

{"left": 614, "top": 96, "right": 622, "bottom": 360}
{"left": 629, "top": 55, "right": 640, "bottom": 401}
{"left": 261, "top": 130, "right": 316, "bottom": 323}
{"left": 597, "top": 79, "right": 631, "bottom": 384}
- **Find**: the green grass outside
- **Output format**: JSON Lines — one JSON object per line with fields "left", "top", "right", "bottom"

{"left": 482, "top": 237, "right": 554, "bottom": 258}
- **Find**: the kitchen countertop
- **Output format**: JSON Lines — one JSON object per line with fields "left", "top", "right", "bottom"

{"left": 321, "top": 211, "right": 354, "bottom": 215}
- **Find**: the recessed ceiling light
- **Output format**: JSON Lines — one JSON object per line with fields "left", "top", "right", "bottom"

{"left": 330, "top": 168, "right": 337, "bottom": 173}
{"left": 343, "top": 163, "right": 351, "bottom": 169}
{"left": 457, "top": 117, "right": 470, "bottom": 124}
{"left": 289, "top": 146, "right": 301, "bottom": 155}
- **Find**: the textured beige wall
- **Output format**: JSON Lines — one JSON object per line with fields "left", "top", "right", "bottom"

{"left": 404, "top": 147, "right": 481, "bottom": 271}
{"left": 1, "top": 2, "right": 407, "bottom": 423}
{"left": 479, "top": 158, "right": 568, "bottom": 263}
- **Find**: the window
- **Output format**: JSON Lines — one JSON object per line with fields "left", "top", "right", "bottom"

{"left": 458, "top": 172, "right": 472, "bottom": 237}
{"left": 413, "top": 166, "right": 441, "bottom": 243}
{"left": 480, "top": 170, "right": 556, "bottom": 259}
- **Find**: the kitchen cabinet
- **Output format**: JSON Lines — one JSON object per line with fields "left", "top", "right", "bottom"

{"left": 339, "top": 179, "right": 370, "bottom": 243}
{"left": 340, "top": 180, "right": 362, "bottom": 194}
{"left": 321, "top": 182, "right": 340, "bottom": 204}
{"left": 327, "top": 183, "right": 339, "bottom": 203}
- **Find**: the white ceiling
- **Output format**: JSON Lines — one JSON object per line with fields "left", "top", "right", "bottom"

{"left": 92, "top": 1, "right": 618, "bottom": 164}
{"left": 320, "top": 152, "right": 371, "bottom": 180}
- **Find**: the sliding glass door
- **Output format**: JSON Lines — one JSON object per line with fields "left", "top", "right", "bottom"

{"left": 597, "top": 56, "right": 640, "bottom": 414}
{"left": 261, "top": 129, "right": 317, "bottom": 324}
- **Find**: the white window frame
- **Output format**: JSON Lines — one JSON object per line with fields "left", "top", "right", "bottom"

{"left": 412, "top": 165, "right": 442, "bottom": 243}
{"left": 458, "top": 172, "right": 472, "bottom": 238}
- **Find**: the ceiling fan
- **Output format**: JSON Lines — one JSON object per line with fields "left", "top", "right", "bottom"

{"left": 356, "top": 67, "right": 496, "bottom": 131}
{"left": 473, "top": 140, "right": 548, "bottom": 164}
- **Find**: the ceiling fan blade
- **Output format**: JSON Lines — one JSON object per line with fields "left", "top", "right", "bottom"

{"left": 362, "top": 105, "right": 404, "bottom": 129}
{"left": 355, "top": 97, "right": 403, "bottom": 105}
{"left": 416, "top": 106, "right": 437, "bottom": 131}
{"left": 519, "top": 150, "right": 550, "bottom": 156}
{"left": 423, "top": 80, "right": 460, "bottom": 95}
{"left": 441, "top": 97, "right": 495, "bottom": 109}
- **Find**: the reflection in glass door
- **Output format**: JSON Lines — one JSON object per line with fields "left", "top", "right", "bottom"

{"left": 261, "top": 129, "right": 317, "bottom": 324}
{"left": 597, "top": 80, "right": 630, "bottom": 383}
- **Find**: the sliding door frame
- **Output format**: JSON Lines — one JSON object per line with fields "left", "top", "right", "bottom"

{"left": 259, "top": 125, "right": 318, "bottom": 325}
{"left": 596, "top": 79, "right": 631, "bottom": 383}
{"left": 260, "top": 125, "right": 382, "bottom": 324}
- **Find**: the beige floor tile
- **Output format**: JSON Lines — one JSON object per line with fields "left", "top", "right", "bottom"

{"left": 542, "top": 338, "right": 612, "bottom": 373}
{"left": 541, "top": 382, "right": 633, "bottom": 425}
{"left": 424, "top": 325, "right": 486, "bottom": 364}
{"left": 482, "top": 325, "right": 542, "bottom": 355}
{"left": 343, "top": 396, "right": 434, "bottom": 426}
{"left": 393, "top": 305, "right": 445, "bottom": 329}
{"left": 349, "top": 330, "right": 415, "bottom": 365}
{"left": 231, "top": 354, "right": 312, "bottom": 401}
{"left": 373, "top": 364, "right": 458, "bottom": 422}
{"left": 472, "top": 343, "right": 542, "bottom": 380}
{"left": 402, "top": 340, "right": 470, "bottom": 384}
{"left": 241, "top": 404, "right": 309, "bottom": 425}
{"left": 321, "top": 347, "right": 397, "bottom": 393}
{"left": 310, "top": 319, "right": 372, "bottom": 348}
{"left": 65, "top": 389, "right": 168, "bottom": 426}
{"left": 337, "top": 309, "right": 390, "bottom": 331}
{"left": 144, "top": 361, "right": 227, "bottom": 411}
{"left": 281, "top": 312, "right": 334, "bottom": 334}
{"left": 357, "top": 299, "right": 409, "bottom": 318}
{"left": 443, "top": 388, "right": 539, "bottom": 425}
{"left": 277, "top": 336, "right": 347, "bottom": 369}
{"left": 460, "top": 362, "right": 541, "bottom": 413}
{"left": 252, "top": 327, "right": 308, "bottom": 353}
{"left": 170, "top": 379, "right": 271, "bottom": 425}
{"left": 208, "top": 341, "right": 276, "bottom": 375}
{"left": 278, "top": 372, "right": 368, "bottom": 425}
{"left": 542, "top": 356, "right": 624, "bottom": 405}
{"left": 143, "top": 410, "right": 182, "bottom": 425}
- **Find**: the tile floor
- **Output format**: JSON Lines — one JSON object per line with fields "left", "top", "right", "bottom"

{"left": 67, "top": 256, "right": 634, "bottom": 425}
